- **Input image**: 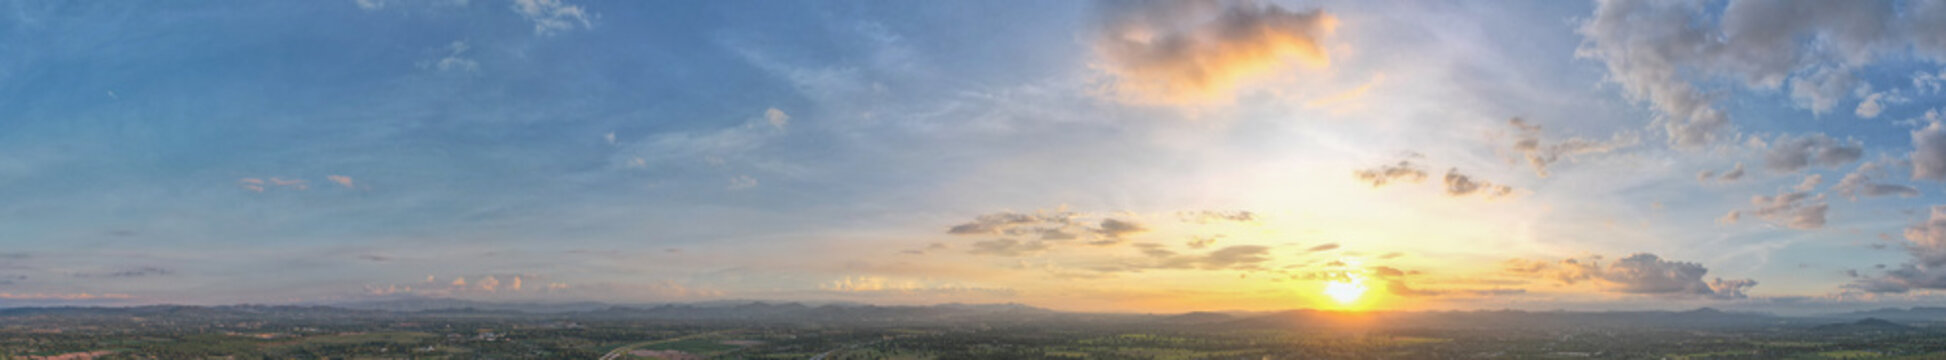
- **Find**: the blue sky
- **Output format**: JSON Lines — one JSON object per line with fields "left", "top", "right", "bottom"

{"left": 4, "top": 0, "right": 1946, "bottom": 313}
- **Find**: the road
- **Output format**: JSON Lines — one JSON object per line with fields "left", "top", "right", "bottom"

{"left": 597, "top": 331, "right": 729, "bottom": 360}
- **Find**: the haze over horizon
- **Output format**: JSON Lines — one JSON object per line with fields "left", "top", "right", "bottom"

{"left": 10, "top": 0, "right": 1946, "bottom": 315}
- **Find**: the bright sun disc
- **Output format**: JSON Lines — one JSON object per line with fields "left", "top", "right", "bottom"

{"left": 1324, "top": 278, "right": 1366, "bottom": 305}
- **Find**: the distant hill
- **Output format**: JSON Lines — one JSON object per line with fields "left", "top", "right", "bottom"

{"left": 1813, "top": 318, "right": 1914, "bottom": 332}
{"left": 1832, "top": 307, "right": 1946, "bottom": 322}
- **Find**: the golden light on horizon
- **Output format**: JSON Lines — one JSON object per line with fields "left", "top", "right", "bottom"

{"left": 1323, "top": 276, "right": 1366, "bottom": 306}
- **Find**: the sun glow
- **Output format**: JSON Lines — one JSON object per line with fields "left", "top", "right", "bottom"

{"left": 1323, "top": 277, "right": 1366, "bottom": 306}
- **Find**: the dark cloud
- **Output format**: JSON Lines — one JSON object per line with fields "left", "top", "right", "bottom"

{"left": 1443, "top": 169, "right": 1513, "bottom": 198}
{"left": 1094, "top": 0, "right": 1337, "bottom": 103}
{"left": 1353, "top": 160, "right": 1428, "bottom": 187}
{"left": 1179, "top": 210, "right": 1257, "bottom": 224}
{"left": 1305, "top": 243, "right": 1339, "bottom": 252}
{"left": 967, "top": 239, "right": 1051, "bottom": 257}
{"left": 1098, "top": 245, "right": 1274, "bottom": 272}
{"left": 1913, "top": 122, "right": 1946, "bottom": 181}
{"left": 1506, "top": 253, "right": 1756, "bottom": 299}
{"left": 947, "top": 212, "right": 1076, "bottom": 236}
{"left": 1698, "top": 163, "right": 1746, "bottom": 183}
{"left": 1734, "top": 185, "right": 1829, "bottom": 230}
{"left": 1506, "top": 118, "right": 1635, "bottom": 177}
{"left": 1833, "top": 158, "right": 1921, "bottom": 200}
{"left": 1762, "top": 133, "right": 1864, "bottom": 172}
{"left": 72, "top": 266, "right": 173, "bottom": 278}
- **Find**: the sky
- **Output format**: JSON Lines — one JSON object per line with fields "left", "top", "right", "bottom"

{"left": 5, "top": 0, "right": 1946, "bottom": 314}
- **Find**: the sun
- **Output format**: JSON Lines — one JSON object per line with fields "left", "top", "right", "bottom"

{"left": 1323, "top": 277, "right": 1367, "bottom": 306}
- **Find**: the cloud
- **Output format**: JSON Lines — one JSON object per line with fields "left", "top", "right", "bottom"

{"left": 1505, "top": 118, "right": 1636, "bottom": 177}
{"left": 1575, "top": 0, "right": 1929, "bottom": 146}
{"left": 353, "top": 0, "right": 384, "bottom": 11}
{"left": 946, "top": 211, "right": 1079, "bottom": 237}
{"left": 1179, "top": 210, "right": 1256, "bottom": 224}
{"left": 1185, "top": 235, "right": 1219, "bottom": 249}
{"left": 240, "top": 177, "right": 311, "bottom": 192}
{"left": 1697, "top": 163, "right": 1747, "bottom": 183}
{"left": 1760, "top": 133, "right": 1863, "bottom": 172}
{"left": 1911, "top": 121, "right": 1946, "bottom": 181}
{"left": 1507, "top": 253, "right": 1756, "bottom": 299}
{"left": 967, "top": 239, "right": 1051, "bottom": 257}
{"left": 1093, "top": 218, "right": 1147, "bottom": 244}
{"left": 818, "top": 276, "right": 1014, "bottom": 296}
{"left": 1305, "top": 243, "right": 1339, "bottom": 252}
{"left": 1092, "top": 0, "right": 1337, "bottom": 104}
{"left": 1855, "top": 91, "right": 1895, "bottom": 118}
{"left": 1733, "top": 183, "right": 1829, "bottom": 230}
{"left": 1850, "top": 206, "right": 1946, "bottom": 293}
{"left": 1833, "top": 158, "right": 1921, "bottom": 200}
{"left": 71, "top": 266, "right": 172, "bottom": 278}
{"left": 0, "top": 293, "right": 132, "bottom": 300}
{"left": 1353, "top": 160, "right": 1428, "bottom": 187}
{"left": 726, "top": 175, "right": 758, "bottom": 190}
{"left": 419, "top": 41, "right": 479, "bottom": 72}
{"left": 1442, "top": 168, "right": 1513, "bottom": 198}
{"left": 512, "top": 0, "right": 591, "bottom": 35}
{"left": 764, "top": 108, "right": 790, "bottom": 130}
{"left": 327, "top": 175, "right": 355, "bottom": 188}
{"left": 946, "top": 210, "right": 1149, "bottom": 245}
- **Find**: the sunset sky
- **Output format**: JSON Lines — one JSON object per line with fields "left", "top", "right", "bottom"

{"left": 7, "top": 0, "right": 1946, "bottom": 314}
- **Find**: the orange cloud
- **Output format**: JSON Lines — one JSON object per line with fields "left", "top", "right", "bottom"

{"left": 1095, "top": 0, "right": 1337, "bottom": 104}
{"left": 326, "top": 175, "right": 354, "bottom": 188}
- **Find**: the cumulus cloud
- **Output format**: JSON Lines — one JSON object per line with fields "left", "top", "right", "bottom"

{"left": 1575, "top": 0, "right": 1935, "bottom": 146}
{"left": 1760, "top": 133, "right": 1863, "bottom": 172}
{"left": 1505, "top": 118, "right": 1636, "bottom": 177}
{"left": 1850, "top": 206, "right": 1946, "bottom": 293}
{"left": 1093, "top": 0, "right": 1337, "bottom": 104}
{"left": 1353, "top": 160, "right": 1428, "bottom": 187}
{"left": 513, "top": 0, "right": 591, "bottom": 35}
{"left": 1855, "top": 91, "right": 1898, "bottom": 118}
{"left": 1506, "top": 253, "right": 1756, "bottom": 299}
{"left": 1730, "top": 183, "right": 1829, "bottom": 230}
{"left": 967, "top": 239, "right": 1051, "bottom": 257}
{"left": 1443, "top": 168, "right": 1513, "bottom": 198}
{"left": 1833, "top": 158, "right": 1921, "bottom": 200}
{"left": 1912, "top": 121, "right": 1946, "bottom": 181}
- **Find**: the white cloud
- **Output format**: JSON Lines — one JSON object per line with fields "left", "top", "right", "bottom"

{"left": 727, "top": 175, "right": 758, "bottom": 190}
{"left": 512, "top": 0, "right": 591, "bottom": 35}
{"left": 764, "top": 108, "right": 789, "bottom": 129}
